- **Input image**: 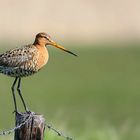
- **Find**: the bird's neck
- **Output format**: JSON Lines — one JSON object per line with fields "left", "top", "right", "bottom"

{"left": 33, "top": 39, "right": 38, "bottom": 45}
{"left": 33, "top": 41, "right": 46, "bottom": 48}
{"left": 34, "top": 44, "right": 46, "bottom": 49}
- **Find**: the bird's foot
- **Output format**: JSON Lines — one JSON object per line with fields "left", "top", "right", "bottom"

{"left": 12, "top": 110, "right": 20, "bottom": 115}
{"left": 25, "top": 109, "right": 35, "bottom": 115}
{"left": 26, "top": 110, "right": 31, "bottom": 114}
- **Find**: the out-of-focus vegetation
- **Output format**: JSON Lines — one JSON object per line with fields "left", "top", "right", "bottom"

{"left": 0, "top": 44, "right": 140, "bottom": 140}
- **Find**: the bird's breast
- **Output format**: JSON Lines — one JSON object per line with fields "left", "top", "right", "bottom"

{"left": 36, "top": 46, "right": 49, "bottom": 70}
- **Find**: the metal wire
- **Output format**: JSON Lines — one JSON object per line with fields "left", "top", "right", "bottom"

{"left": 46, "top": 123, "right": 74, "bottom": 140}
{"left": 0, "top": 113, "right": 33, "bottom": 135}
{"left": 0, "top": 112, "right": 74, "bottom": 140}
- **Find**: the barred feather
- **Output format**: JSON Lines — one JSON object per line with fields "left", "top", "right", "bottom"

{"left": 0, "top": 45, "right": 40, "bottom": 77}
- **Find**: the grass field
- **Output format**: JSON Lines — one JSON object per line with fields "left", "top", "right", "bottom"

{"left": 0, "top": 44, "right": 140, "bottom": 140}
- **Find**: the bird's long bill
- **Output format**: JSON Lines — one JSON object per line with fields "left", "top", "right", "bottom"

{"left": 50, "top": 41, "right": 77, "bottom": 56}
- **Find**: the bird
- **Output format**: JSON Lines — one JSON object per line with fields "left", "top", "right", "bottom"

{"left": 0, "top": 32, "right": 77, "bottom": 113}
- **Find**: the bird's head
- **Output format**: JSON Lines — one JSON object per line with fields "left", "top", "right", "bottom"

{"left": 34, "top": 32, "right": 77, "bottom": 56}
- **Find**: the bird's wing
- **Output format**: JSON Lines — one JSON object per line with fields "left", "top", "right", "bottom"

{"left": 0, "top": 44, "right": 37, "bottom": 68}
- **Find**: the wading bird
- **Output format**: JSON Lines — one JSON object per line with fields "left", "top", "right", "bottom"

{"left": 0, "top": 32, "right": 77, "bottom": 113}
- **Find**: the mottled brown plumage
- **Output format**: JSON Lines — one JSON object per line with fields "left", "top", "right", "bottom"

{"left": 0, "top": 32, "right": 77, "bottom": 113}
{"left": 0, "top": 45, "right": 38, "bottom": 77}
{"left": 0, "top": 33, "right": 49, "bottom": 77}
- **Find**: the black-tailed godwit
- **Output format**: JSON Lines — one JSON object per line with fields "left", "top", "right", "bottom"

{"left": 0, "top": 32, "right": 77, "bottom": 113}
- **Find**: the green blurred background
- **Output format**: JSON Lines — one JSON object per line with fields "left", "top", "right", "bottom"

{"left": 0, "top": 0, "right": 140, "bottom": 140}
{"left": 0, "top": 44, "right": 140, "bottom": 140}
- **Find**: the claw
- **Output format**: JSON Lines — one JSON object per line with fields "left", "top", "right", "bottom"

{"left": 26, "top": 110, "right": 31, "bottom": 114}
{"left": 12, "top": 110, "right": 20, "bottom": 115}
{"left": 12, "top": 110, "right": 16, "bottom": 114}
{"left": 26, "top": 110, "right": 35, "bottom": 115}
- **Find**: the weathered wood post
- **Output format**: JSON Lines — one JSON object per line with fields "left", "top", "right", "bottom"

{"left": 14, "top": 112, "right": 45, "bottom": 140}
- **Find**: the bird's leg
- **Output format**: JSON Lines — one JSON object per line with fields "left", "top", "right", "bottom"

{"left": 17, "top": 78, "right": 29, "bottom": 113}
{"left": 11, "top": 77, "right": 18, "bottom": 113}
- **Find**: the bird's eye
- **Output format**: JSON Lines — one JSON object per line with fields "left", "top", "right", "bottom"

{"left": 43, "top": 36, "right": 47, "bottom": 39}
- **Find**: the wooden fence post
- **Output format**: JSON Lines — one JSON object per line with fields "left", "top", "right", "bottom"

{"left": 14, "top": 112, "right": 45, "bottom": 140}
